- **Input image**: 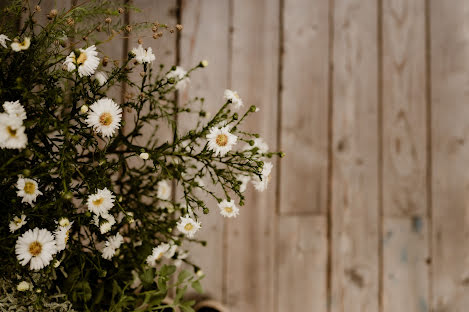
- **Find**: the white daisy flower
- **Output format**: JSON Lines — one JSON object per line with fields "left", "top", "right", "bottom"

{"left": 252, "top": 161, "right": 273, "bottom": 192}
{"left": 9, "top": 214, "right": 27, "bottom": 233}
{"left": 15, "top": 228, "right": 57, "bottom": 270}
{"left": 101, "top": 233, "right": 123, "bottom": 260}
{"left": 11, "top": 37, "right": 30, "bottom": 52}
{"left": 166, "top": 66, "right": 189, "bottom": 90}
{"left": 131, "top": 44, "right": 156, "bottom": 64}
{"left": 3, "top": 100, "right": 26, "bottom": 120}
{"left": 0, "top": 113, "right": 27, "bottom": 149}
{"left": 218, "top": 199, "right": 240, "bottom": 218}
{"left": 54, "top": 221, "right": 73, "bottom": 252}
{"left": 17, "top": 281, "right": 30, "bottom": 291}
{"left": 145, "top": 243, "right": 170, "bottom": 267}
{"left": 63, "top": 45, "right": 100, "bottom": 77}
{"left": 85, "top": 98, "right": 122, "bottom": 137}
{"left": 166, "top": 243, "right": 178, "bottom": 259}
{"left": 93, "top": 71, "right": 108, "bottom": 86}
{"left": 87, "top": 187, "right": 115, "bottom": 217}
{"left": 157, "top": 180, "right": 171, "bottom": 200}
{"left": 17, "top": 177, "right": 42, "bottom": 205}
{"left": 224, "top": 89, "right": 243, "bottom": 109}
{"left": 237, "top": 174, "right": 251, "bottom": 193}
{"left": 0, "top": 34, "right": 11, "bottom": 48}
{"left": 100, "top": 221, "right": 112, "bottom": 234}
{"left": 177, "top": 216, "right": 201, "bottom": 238}
{"left": 206, "top": 126, "right": 237, "bottom": 157}
{"left": 244, "top": 137, "right": 269, "bottom": 154}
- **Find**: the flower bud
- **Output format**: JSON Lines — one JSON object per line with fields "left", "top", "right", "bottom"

{"left": 80, "top": 105, "right": 88, "bottom": 113}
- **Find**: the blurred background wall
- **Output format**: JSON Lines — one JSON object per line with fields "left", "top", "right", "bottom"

{"left": 31, "top": 0, "right": 469, "bottom": 311}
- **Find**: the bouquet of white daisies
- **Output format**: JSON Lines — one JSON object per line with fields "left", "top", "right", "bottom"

{"left": 0, "top": 1, "right": 280, "bottom": 311}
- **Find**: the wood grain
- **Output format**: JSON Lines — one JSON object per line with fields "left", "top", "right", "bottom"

{"left": 382, "top": 218, "right": 429, "bottom": 312}
{"left": 382, "top": 0, "right": 427, "bottom": 218}
{"left": 179, "top": 0, "right": 230, "bottom": 301}
{"left": 430, "top": 0, "right": 469, "bottom": 310}
{"left": 279, "top": 0, "right": 329, "bottom": 215}
{"left": 330, "top": 0, "right": 379, "bottom": 311}
{"left": 224, "top": 0, "right": 279, "bottom": 310}
{"left": 277, "top": 215, "right": 328, "bottom": 311}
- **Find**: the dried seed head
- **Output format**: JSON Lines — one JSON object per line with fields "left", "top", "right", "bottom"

{"left": 96, "top": 25, "right": 102, "bottom": 32}
{"left": 113, "top": 60, "right": 120, "bottom": 66}
{"left": 125, "top": 25, "right": 132, "bottom": 33}
{"left": 34, "top": 5, "right": 41, "bottom": 12}
{"left": 47, "top": 9, "right": 58, "bottom": 20}
{"left": 157, "top": 32, "right": 163, "bottom": 38}
{"left": 152, "top": 25, "right": 158, "bottom": 32}
{"left": 118, "top": 7, "right": 124, "bottom": 14}
{"left": 102, "top": 56, "right": 109, "bottom": 66}
{"left": 169, "top": 28, "right": 175, "bottom": 33}
{"left": 137, "top": 38, "right": 143, "bottom": 44}
{"left": 153, "top": 21, "right": 159, "bottom": 26}
{"left": 152, "top": 33, "right": 158, "bottom": 39}
{"left": 105, "top": 17, "right": 112, "bottom": 24}
{"left": 66, "top": 17, "right": 74, "bottom": 26}
{"left": 82, "top": 36, "right": 88, "bottom": 41}
{"left": 176, "top": 24, "right": 183, "bottom": 31}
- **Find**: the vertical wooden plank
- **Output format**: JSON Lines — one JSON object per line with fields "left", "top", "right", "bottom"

{"left": 382, "top": 0, "right": 427, "bottom": 218}
{"left": 279, "top": 0, "right": 329, "bottom": 214}
{"left": 381, "top": 0, "right": 429, "bottom": 311}
{"left": 431, "top": 0, "right": 469, "bottom": 310}
{"left": 225, "top": 0, "right": 279, "bottom": 310}
{"left": 330, "top": 0, "right": 379, "bottom": 311}
{"left": 382, "top": 218, "right": 429, "bottom": 312}
{"left": 277, "top": 216, "right": 328, "bottom": 312}
{"left": 179, "top": 0, "right": 229, "bottom": 301}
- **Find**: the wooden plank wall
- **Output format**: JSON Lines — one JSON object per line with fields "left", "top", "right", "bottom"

{"left": 29, "top": 0, "right": 469, "bottom": 311}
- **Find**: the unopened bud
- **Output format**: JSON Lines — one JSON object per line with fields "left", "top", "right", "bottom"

{"left": 118, "top": 7, "right": 124, "bottom": 14}
{"left": 176, "top": 24, "right": 183, "bottom": 31}
{"left": 200, "top": 60, "right": 208, "bottom": 67}
{"left": 66, "top": 17, "right": 74, "bottom": 26}
{"left": 105, "top": 17, "right": 112, "bottom": 24}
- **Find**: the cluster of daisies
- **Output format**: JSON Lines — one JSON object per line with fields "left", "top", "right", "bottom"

{"left": 0, "top": 34, "right": 31, "bottom": 52}
{"left": 3, "top": 41, "right": 274, "bottom": 285}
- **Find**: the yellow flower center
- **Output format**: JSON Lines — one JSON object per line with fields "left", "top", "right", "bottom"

{"left": 184, "top": 223, "right": 194, "bottom": 231}
{"left": 156, "top": 252, "right": 164, "bottom": 261}
{"left": 29, "top": 241, "right": 42, "bottom": 256}
{"left": 6, "top": 126, "right": 17, "bottom": 137}
{"left": 224, "top": 207, "right": 233, "bottom": 213}
{"left": 92, "top": 197, "right": 104, "bottom": 206}
{"left": 76, "top": 52, "right": 87, "bottom": 65}
{"left": 14, "top": 217, "right": 22, "bottom": 225}
{"left": 99, "top": 112, "right": 113, "bottom": 126}
{"left": 24, "top": 182, "right": 36, "bottom": 195}
{"left": 216, "top": 134, "right": 228, "bottom": 147}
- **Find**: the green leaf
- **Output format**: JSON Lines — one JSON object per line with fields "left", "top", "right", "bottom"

{"left": 177, "top": 270, "right": 192, "bottom": 283}
{"left": 160, "top": 264, "right": 176, "bottom": 277}
{"left": 191, "top": 280, "right": 203, "bottom": 294}
{"left": 140, "top": 268, "right": 156, "bottom": 287}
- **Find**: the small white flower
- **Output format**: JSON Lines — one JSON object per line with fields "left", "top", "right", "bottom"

{"left": 93, "top": 71, "right": 108, "bottom": 86}
{"left": 237, "top": 174, "right": 251, "bottom": 193}
{"left": 0, "top": 34, "right": 11, "bottom": 48}
{"left": 166, "top": 243, "right": 178, "bottom": 258}
{"left": 64, "top": 45, "right": 100, "bottom": 77}
{"left": 11, "top": 37, "right": 30, "bottom": 52}
{"left": 139, "top": 152, "right": 149, "bottom": 160}
{"left": 3, "top": 100, "right": 26, "bottom": 120}
{"left": 101, "top": 233, "right": 123, "bottom": 260}
{"left": 17, "top": 281, "right": 30, "bottom": 292}
{"left": 252, "top": 162, "right": 273, "bottom": 192}
{"left": 0, "top": 113, "right": 27, "bottom": 149}
{"left": 201, "top": 60, "right": 209, "bottom": 67}
{"left": 80, "top": 105, "right": 89, "bottom": 114}
{"left": 54, "top": 260, "right": 61, "bottom": 268}
{"left": 100, "top": 221, "right": 112, "bottom": 234}
{"left": 17, "top": 177, "right": 42, "bottom": 205}
{"left": 54, "top": 221, "right": 73, "bottom": 252}
{"left": 206, "top": 126, "right": 237, "bottom": 157}
{"left": 85, "top": 98, "right": 122, "bottom": 137}
{"left": 145, "top": 243, "right": 170, "bottom": 267}
{"left": 166, "top": 66, "right": 189, "bottom": 90}
{"left": 9, "top": 214, "right": 27, "bottom": 233}
{"left": 224, "top": 89, "right": 243, "bottom": 109}
{"left": 15, "top": 228, "right": 57, "bottom": 270}
{"left": 58, "top": 217, "right": 70, "bottom": 227}
{"left": 177, "top": 216, "right": 201, "bottom": 238}
{"left": 157, "top": 180, "right": 171, "bottom": 200}
{"left": 218, "top": 199, "right": 240, "bottom": 218}
{"left": 132, "top": 44, "right": 156, "bottom": 64}
{"left": 87, "top": 187, "right": 115, "bottom": 217}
